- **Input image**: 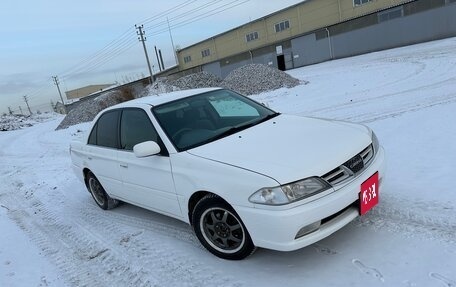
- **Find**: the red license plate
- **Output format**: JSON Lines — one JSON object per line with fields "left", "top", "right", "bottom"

{"left": 360, "top": 172, "right": 379, "bottom": 215}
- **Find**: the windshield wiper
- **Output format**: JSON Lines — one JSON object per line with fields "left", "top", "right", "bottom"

{"left": 210, "top": 112, "right": 281, "bottom": 142}
{"left": 257, "top": 112, "right": 280, "bottom": 124}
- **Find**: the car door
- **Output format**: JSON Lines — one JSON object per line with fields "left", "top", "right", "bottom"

{"left": 85, "top": 110, "right": 123, "bottom": 197}
{"left": 117, "top": 108, "right": 182, "bottom": 218}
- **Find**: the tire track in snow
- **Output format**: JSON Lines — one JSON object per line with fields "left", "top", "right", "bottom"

{"left": 299, "top": 67, "right": 456, "bottom": 123}
{"left": 2, "top": 193, "right": 157, "bottom": 287}
{"left": 354, "top": 199, "right": 456, "bottom": 244}
{"left": 429, "top": 272, "right": 456, "bottom": 287}
{"left": 0, "top": 123, "right": 243, "bottom": 286}
{"left": 84, "top": 211, "right": 243, "bottom": 287}
{"left": 2, "top": 179, "right": 242, "bottom": 287}
{"left": 342, "top": 93, "right": 456, "bottom": 124}
{"left": 80, "top": 206, "right": 200, "bottom": 246}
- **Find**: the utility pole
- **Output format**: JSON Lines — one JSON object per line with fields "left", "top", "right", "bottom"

{"left": 52, "top": 76, "right": 66, "bottom": 114}
{"left": 154, "top": 46, "right": 162, "bottom": 72}
{"left": 159, "top": 49, "right": 165, "bottom": 71}
{"left": 18, "top": 106, "right": 23, "bottom": 115}
{"left": 135, "top": 24, "right": 154, "bottom": 84}
{"left": 23, "top": 95, "right": 32, "bottom": 115}
{"left": 167, "top": 17, "right": 178, "bottom": 65}
{"left": 8, "top": 107, "right": 13, "bottom": 115}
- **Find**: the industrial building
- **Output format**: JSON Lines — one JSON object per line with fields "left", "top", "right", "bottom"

{"left": 65, "top": 84, "right": 115, "bottom": 100}
{"left": 173, "top": 0, "right": 456, "bottom": 78}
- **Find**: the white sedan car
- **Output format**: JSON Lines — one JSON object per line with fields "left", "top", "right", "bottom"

{"left": 70, "top": 88, "right": 385, "bottom": 260}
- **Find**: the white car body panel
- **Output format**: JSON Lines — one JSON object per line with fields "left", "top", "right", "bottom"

{"left": 236, "top": 147, "right": 385, "bottom": 251}
{"left": 170, "top": 152, "right": 280, "bottom": 222}
{"left": 188, "top": 114, "right": 371, "bottom": 184}
{"left": 117, "top": 150, "right": 182, "bottom": 218}
{"left": 85, "top": 145, "right": 123, "bottom": 198}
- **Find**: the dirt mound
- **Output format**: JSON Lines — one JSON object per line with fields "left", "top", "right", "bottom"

{"left": 222, "top": 64, "right": 300, "bottom": 95}
{"left": 55, "top": 89, "right": 134, "bottom": 130}
{"left": 172, "top": 71, "right": 223, "bottom": 90}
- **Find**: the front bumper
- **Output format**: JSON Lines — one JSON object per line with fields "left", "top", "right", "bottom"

{"left": 235, "top": 146, "right": 386, "bottom": 251}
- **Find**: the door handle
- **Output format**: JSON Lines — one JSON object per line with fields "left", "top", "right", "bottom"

{"left": 120, "top": 164, "right": 128, "bottom": 168}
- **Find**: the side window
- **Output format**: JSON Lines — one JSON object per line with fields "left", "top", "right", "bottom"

{"left": 96, "top": 111, "right": 120, "bottom": 148}
{"left": 88, "top": 123, "right": 97, "bottom": 145}
{"left": 120, "top": 109, "right": 158, "bottom": 150}
{"left": 208, "top": 94, "right": 260, "bottom": 118}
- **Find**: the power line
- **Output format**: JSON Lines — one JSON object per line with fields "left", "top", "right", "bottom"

{"left": 64, "top": 41, "right": 139, "bottom": 80}
{"left": 145, "top": 0, "right": 250, "bottom": 37}
{"left": 61, "top": 34, "right": 137, "bottom": 80}
{"left": 140, "top": 0, "right": 198, "bottom": 25}
{"left": 144, "top": 0, "right": 224, "bottom": 31}
{"left": 10, "top": 0, "right": 251, "bottom": 112}
{"left": 59, "top": 0, "right": 199, "bottom": 80}
{"left": 31, "top": 1, "right": 249, "bottom": 86}
{"left": 59, "top": 27, "right": 136, "bottom": 78}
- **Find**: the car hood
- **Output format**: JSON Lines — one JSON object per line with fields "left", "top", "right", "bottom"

{"left": 187, "top": 115, "right": 372, "bottom": 184}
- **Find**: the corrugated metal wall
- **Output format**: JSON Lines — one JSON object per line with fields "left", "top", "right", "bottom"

{"left": 198, "top": 1, "right": 456, "bottom": 79}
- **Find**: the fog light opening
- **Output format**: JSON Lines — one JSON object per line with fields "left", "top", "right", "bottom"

{"left": 295, "top": 221, "right": 321, "bottom": 239}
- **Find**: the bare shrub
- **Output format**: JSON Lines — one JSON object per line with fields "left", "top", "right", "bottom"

{"left": 118, "top": 87, "right": 135, "bottom": 102}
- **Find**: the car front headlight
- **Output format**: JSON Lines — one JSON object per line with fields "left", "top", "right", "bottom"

{"left": 249, "top": 177, "right": 331, "bottom": 205}
{"left": 372, "top": 130, "right": 380, "bottom": 154}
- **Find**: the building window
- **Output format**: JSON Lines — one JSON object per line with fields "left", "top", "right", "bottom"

{"left": 274, "top": 20, "right": 290, "bottom": 33}
{"left": 184, "top": 55, "right": 192, "bottom": 63}
{"left": 378, "top": 7, "right": 404, "bottom": 22}
{"left": 201, "top": 49, "right": 211, "bottom": 58}
{"left": 246, "top": 31, "right": 259, "bottom": 42}
{"left": 354, "top": 0, "right": 373, "bottom": 6}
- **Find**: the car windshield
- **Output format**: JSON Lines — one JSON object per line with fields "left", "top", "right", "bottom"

{"left": 152, "top": 89, "right": 279, "bottom": 151}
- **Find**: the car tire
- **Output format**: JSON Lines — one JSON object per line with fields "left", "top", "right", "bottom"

{"left": 192, "top": 194, "right": 256, "bottom": 260}
{"left": 86, "top": 172, "right": 119, "bottom": 210}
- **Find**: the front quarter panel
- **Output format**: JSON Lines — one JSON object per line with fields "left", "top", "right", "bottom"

{"left": 170, "top": 152, "right": 280, "bottom": 223}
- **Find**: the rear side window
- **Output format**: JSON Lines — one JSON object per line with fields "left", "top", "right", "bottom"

{"left": 120, "top": 109, "right": 158, "bottom": 150}
{"left": 96, "top": 111, "right": 120, "bottom": 148}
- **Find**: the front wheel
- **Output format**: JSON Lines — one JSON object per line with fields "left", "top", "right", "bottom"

{"left": 192, "top": 194, "right": 256, "bottom": 260}
{"left": 86, "top": 172, "right": 119, "bottom": 210}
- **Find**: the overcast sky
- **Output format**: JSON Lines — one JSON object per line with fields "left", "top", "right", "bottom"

{"left": 0, "top": 0, "right": 304, "bottom": 114}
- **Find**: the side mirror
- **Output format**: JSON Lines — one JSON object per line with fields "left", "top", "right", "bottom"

{"left": 133, "top": 141, "right": 161, "bottom": 158}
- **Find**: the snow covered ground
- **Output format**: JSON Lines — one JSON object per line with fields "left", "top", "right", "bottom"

{"left": 0, "top": 113, "right": 57, "bottom": 131}
{"left": 1, "top": 37, "right": 456, "bottom": 287}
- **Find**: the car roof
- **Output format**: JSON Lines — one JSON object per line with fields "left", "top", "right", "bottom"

{"left": 110, "top": 87, "right": 222, "bottom": 109}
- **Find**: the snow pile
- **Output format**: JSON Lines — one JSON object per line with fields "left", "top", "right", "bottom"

{"left": 55, "top": 65, "right": 302, "bottom": 129}
{"left": 0, "top": 113, "right": 56, "bottom": 131}
{"left": 146, "top": 72, "right": 223, "bottom": 95}
{"left": 56, "top": 90, "right": 132, "bottom": 130}
{"left": 222, "top": 64, "right": 301, "bottom": 95}
{"left": 146, "top": 78, "right": 178, "bottom": 94}
{"left": 172, "top": 71, "right": 223, "bottom": 90}
{"left": 147, "top": 66, "right": 301, "bottom": 97}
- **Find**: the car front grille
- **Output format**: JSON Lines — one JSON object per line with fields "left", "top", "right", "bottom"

{"left": 322, "top": 144, "right": 374, "bottom": 186}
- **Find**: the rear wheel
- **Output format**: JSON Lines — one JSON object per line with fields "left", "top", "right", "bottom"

{"left": 86, "top": 172, "right": 119, "bottom": 210}
{"left": 192, "top": 194, "right": 256, "bottom": 260}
